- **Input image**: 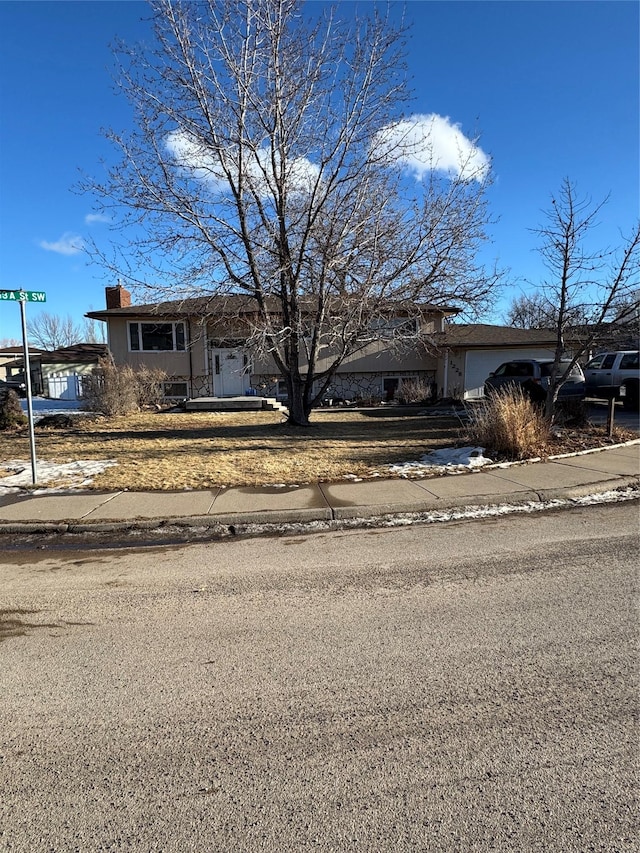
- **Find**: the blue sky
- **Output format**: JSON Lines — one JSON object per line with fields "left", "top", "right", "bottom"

{"left": 0, "top": 0, "right": 638, "bottom": 343}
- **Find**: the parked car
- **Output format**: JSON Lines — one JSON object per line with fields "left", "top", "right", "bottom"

{"left": 584, "top": 350, "right": 639, "bottom": 411}
{"left": 0, "top": 377, "right": 27, "bottom": 398}
{"left": 484, "top": 359, "right": 586, "bottom": 401}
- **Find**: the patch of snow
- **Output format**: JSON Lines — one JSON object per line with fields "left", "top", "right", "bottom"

{"left": 20, "top": 397, "right": 93, "bottom": 422}
{"left": 0, "top": 458, "right": 117, "bottom": 494}
{"left": 388, "top": 446, "right": 492, "bottom": 478}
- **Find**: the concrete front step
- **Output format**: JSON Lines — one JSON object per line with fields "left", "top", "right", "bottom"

{"left": 262, "top": 397, "right": 289, "bottom": 415}
{"left": 185, "top": 395, "right": 288, "bottom": 415}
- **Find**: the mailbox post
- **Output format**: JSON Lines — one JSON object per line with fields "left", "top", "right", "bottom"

{"left": 598, "top": 385, "right": 620, "bottom": 439}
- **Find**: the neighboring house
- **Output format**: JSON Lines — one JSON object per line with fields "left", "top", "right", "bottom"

{"left": 436, "top": 324, "right": 564, "bottom": 399}
{"left": 86, "top": 285, "right": 458, "bottom": 402}
{"left": 0, "top": 345, "right": 45, "bottom": 386}
{"left": 4, "top": 343, "right": 109, "bottom": 399}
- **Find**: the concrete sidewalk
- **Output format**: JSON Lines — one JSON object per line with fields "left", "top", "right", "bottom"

{"left": 0, "top": 442, "right": 638, "bottom": 536}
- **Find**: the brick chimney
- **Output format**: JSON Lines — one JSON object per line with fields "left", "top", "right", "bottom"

{"left": 105, "top": 283, "right": 132, "bottom": 309}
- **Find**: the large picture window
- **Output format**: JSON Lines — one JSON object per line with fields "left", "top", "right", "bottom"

{"left": 358, "top": 316, "right": 419, "bottom": 341}
{"left": 128, "top": 321, "right": 186, "bottom": 352}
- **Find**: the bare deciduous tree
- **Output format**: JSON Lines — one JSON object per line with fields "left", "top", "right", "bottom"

{"left": 504, "top": 291, "right": 591, "bottom": 330}
{"left": 531, "top": 178, "right": 640, "bottom": 419}
{"left": 84, "top": 0, "right": 501, "bottom": 425}
{"left": 82, "top": 317, "right": 107, "bottom": 345}
{"left": 26, "top": 312, "right": 83, "bottom": 350}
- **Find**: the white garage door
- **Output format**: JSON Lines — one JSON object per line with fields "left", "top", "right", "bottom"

{"left": 464, "top": 348, "right": 555, "bottom": 399}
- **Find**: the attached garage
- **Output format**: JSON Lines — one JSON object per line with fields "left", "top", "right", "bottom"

{"left": 463, "top": 346, "right": 557, "bottom": 398}
{"left": 437, "top": 325, "right": 559, "bottom": 399}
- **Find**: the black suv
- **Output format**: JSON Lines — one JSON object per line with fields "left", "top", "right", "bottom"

{"left": 484, "top": 359, "right": 586, "bottom": 400}
{"left": 0, "top": 378, "right": 27, "bottom": 398}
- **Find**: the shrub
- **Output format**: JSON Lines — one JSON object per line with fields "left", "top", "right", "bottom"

{"left": 467, "top": 386, "right": 550, "bottom": 460}
{"left": 397, "top": 378, "right": 434, "bottom": 405}
{"left": 82, "top": 358, "right": 168, "bottom": 416}
{"left": 0, "top": 386, "right": 27, "bottom": 430}
{"left": 135, "top": 364, "right": 169, "bottom": 408}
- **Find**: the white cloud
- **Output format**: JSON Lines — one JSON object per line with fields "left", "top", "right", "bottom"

{"left": 373, "top": 113, "right": 490, "bottom": 182}
{"left": 165, "top": 129, "right": 320, "bottom": 197}
{"left": 165, "top": 130, "right": 223, "bottom": 187}
{"left": 165, "top": 115, "right": 488, "bottom": 197}
{"left": 39, "top": 232, "right": 84, "bottom": 255}
{"left": 85, "top": 213, "right": 110, "bottom": 225}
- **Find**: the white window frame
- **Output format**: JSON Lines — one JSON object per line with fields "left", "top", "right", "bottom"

{"left": 382, "top": 375, "right": 419, "bottom": 399}
{"left": 128, "top": 320, "right": 186, "bottom": 353}
{"left": 359, "top": 316, "right": 419, "bottom": 342}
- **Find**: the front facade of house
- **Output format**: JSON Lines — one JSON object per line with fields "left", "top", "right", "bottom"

{"left": 87, "top": 285, "right": 455, "bottom": 403}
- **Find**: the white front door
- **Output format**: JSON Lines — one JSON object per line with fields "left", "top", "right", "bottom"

{"left": 211, "top": 348, "right": 247, "bottom": 396}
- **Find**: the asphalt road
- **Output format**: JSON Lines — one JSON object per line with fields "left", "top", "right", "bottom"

{"left": 1, "top": 502, "right": 638, "bottom": 852}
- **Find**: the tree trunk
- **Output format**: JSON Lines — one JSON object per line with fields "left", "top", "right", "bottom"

{"left": 286, "top": 376, "right": 312, "bottom": 427}
{"left": 544, "top": 386, "right": 560, "bottom": 423}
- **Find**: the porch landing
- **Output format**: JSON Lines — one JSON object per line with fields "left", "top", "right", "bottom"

{"left": 185, "top": 395, "right": 288, "bottom": 415}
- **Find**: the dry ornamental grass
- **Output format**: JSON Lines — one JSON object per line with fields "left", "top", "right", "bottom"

{"left": 466, "top": 387, "right": 550, "bottom": 460}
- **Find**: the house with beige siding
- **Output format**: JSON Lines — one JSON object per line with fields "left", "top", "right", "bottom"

{"left": 86, "top": 285, "right": 457, "bottom": 403}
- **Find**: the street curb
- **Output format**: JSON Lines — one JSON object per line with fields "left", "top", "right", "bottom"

{"left": 1, "top": 478, "right": 637, "bottom": 538}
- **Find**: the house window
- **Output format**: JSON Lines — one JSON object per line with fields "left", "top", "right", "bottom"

{"left": 360, "top": 317, "right": 419, "bottom": 341}
{"left": 382, "top": 375, "right": 418, "bottom": 401}
{"left": 163, "top": 381, "right": 189, "bottom": 398}
{"left": 128, "top": 321, "right": 186, "bottom": 352}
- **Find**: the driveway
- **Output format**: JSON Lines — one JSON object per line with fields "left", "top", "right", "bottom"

{"left": 587, "top": 400, "right": 640, "bottom": 433}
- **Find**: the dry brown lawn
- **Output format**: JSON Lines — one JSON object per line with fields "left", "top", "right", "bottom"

{"left": 0, "top": 409, "right": 464, "bottom": 491}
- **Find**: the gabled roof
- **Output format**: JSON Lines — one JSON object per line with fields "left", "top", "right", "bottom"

{"left": 3, "top": 343, "right": 109, "bottom": 367}
{"left": 87, "top": 294, "right": 258, "bottom": 320}
{"left": 0, "top": 345, "right": 45, "bottom": 355}
{"left": 39, "top": 343, "right": 109, "bottom": 363}
{"left": 86, "top": 293, "right": 460, "bottom": 321}
{"left": 438, "top": 323, "right": 558, "bottom": 348}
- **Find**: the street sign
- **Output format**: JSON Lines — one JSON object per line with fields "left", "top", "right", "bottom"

{"left": 0, "top": 288, "right": 46, "bottom": 483}
{"left": 0, "top": 289, "right": 47, "bottom": 302}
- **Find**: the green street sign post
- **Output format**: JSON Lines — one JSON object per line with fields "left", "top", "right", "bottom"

{"left": 0, "top": 288, "right": 47, "bottom": 484}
